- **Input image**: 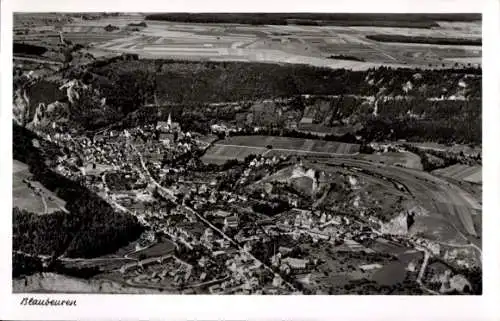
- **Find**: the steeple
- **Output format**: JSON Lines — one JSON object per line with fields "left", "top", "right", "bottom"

{"left": 59, "top": 31, "right": 65, "bottom": 45}
{"left": 167, "top": 113, "right": 172, "bottom": 127}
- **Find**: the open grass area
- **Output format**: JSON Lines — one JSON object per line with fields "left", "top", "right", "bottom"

{"left": 13, "top": 160, "right": 67, "bottom": 214}
{"left": 223, "top": 136, "right": 360, "bottom": 154}
{"left": 201, "top": 144, "right": 267, "bottom": 164}
{"left": 202, "top": 136, "right": 360, "bottom": 164}
{"left": 357, "top": 152, "right": 423, "bottom": 170}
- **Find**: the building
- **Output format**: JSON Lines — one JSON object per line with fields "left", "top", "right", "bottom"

{"left": 224, "top": 215, "right": 239, "bottom": 230}
{"left": 159, "top": 133, "right": 175, "bottom": 146}
{"left": 282, "top": 257, "right": 308, "bottom": 270}
{"left": 211, "top": 124, "right": 228, "bottom": 133}
{"left": 216, "top": 238, "right": 231, "bottom": 249}
{"left": 272, "top": 275, "right": 283, "bottom": 287}
{"left": 359, "top": 263, "right": 383, "bottom": 272}
{"left": 202, "top": 228, "right": 214, "bottom": 243}
{"left": 214, "top": 209, "right": 231, "bottom": 217}
{"left": 278, "top": 246, "right": 293, "bottom": 255}
{"left": 157, "top": 113, "right": 181, "bottom": 132}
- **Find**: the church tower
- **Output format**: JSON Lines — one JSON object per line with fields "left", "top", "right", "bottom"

{"left": 59, "top": 31, "right": 65, "bottom": 45}
{"left": 167, "top": 113, "right": 172, "bottom": 128}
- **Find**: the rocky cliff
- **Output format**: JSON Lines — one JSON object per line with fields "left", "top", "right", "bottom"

{"left": 13, "top": 77, "right": 105, "bottom": 130}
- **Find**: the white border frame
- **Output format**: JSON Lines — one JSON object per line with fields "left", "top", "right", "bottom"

{"left": 1, "top": 0, "right": 499, "bottom": 320}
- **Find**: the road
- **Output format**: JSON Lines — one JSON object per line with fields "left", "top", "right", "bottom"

{"left": 129, "top": 143, "right": 298, "bottom": 292}
{"left": 416, "top": 249, "right": 430, "bottom": 284}
{"left": 415, "top": 248, "right": 439, "bottom": 295}
{"left": 40, "top": 195, "right": 48, "bottom": 214}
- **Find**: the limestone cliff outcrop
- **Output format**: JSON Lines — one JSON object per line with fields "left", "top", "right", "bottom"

{"left": 13, "top": 77, "right": 104, "bottom": 130}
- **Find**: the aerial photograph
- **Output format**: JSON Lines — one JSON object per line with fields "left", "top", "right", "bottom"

{"left": 12, "top": 12, "right": 482, "bottom": 295}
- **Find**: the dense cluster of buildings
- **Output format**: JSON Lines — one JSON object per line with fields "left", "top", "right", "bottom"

{"left": 27, "top": 108, "right": 477, "bottom": 294}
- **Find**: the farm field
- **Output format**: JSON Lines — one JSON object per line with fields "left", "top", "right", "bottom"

{"left": 432, "top": 164, "right": 482, "bottom": 184}
{"left": 202, "top": 136, "right": 360, "bottom": 164}
{"left": 223, "top": 136, "right": 360, "bottom": 154}
{"left": 12, "top": 14, "right": 480, "bottom": 70}
{"left": 404, "top": 142, "right": 482, "bottom": 155}
{"left": 13, "top": 160, "right": 67, "bottom": 214}
{"left": 357, "top": 152, "right": 423, "bottom": 170}
{"left": 201, "top": 144, "right": 267, "bottom": 164}
{"left": 15, "top": 31, "right": 133, "bottom": 47}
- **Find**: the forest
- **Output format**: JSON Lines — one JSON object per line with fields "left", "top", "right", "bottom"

{"left": 13, "top": 42, "right": 48, "bottom": 56}
{"left": 366, "top": 34, "right": 482, "bottom": 46}
{"left": 89, "top": 60, "right": 481, "bottom": 105}
{"left": 30, "top": 58, "right": 482, "bottom": 145}
{"left": 144, "top": 13, "right": 480, "bottom": 28}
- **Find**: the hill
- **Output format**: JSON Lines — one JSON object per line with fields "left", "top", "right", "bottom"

{"left": 15, "top": 58, "right": 481, "bottom": 145}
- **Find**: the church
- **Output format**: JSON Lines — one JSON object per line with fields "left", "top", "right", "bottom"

{"left": 156, "top": 113, "right": 180, "bottom": 133}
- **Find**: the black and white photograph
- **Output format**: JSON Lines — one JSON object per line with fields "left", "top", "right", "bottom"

{"left": 4, "top": 0, "right": 500, "bottom": 319}
{"left": 9, "top": 10, "right": 484, "bottom": 296}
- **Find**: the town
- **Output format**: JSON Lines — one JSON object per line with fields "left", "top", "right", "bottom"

{"left": 15, "top": 105, "right": 480, "bottom": 294}
{"left": 12, "top": 12, "right": 482, "bottom": 295}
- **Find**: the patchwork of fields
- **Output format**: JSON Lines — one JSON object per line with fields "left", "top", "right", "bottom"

{"left": 201, "top": 145, "right": 267, "bottom": 164}
{"left": 15, "top": 15, "right": 481, "bottom": 69}
{"left": 202, "top": 136, "right": 360, "bottom": 164}
{"left": 91, "top": 20, "right": 480, "bottom": 68}
{"left": 432, "top": 164, "right": 482, "bottom": 184}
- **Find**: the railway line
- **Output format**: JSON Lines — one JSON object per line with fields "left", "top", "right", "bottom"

{"left": 306, "top": 156, "right": 481, "bottom": 246}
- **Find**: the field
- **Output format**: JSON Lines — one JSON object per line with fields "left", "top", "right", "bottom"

{"left": 15, "top": 32, "right": 131, "bottom": 46}
{"left": 13, "top": 160, "right": 67, "bottom": 214}
{"left": 201, "top": 145, "right": 267, "bottom": 164}
{"left": 357, "top": 152, "right": 423, "bottom": 170}
{"left": 432, "top": 164, "right": 482, "bottom": 184}
{"left": 201, "top": 136, "right": 360, "bottom": 164}
{"left": 94, "top": 20, "right": 480, "bottom": 69}
{"left": 405, "top": 142, "right": 482, "bottom": 155}
{"left": 224, "top": 136, "right": 360, "bottom": 153}
{"left": 14, "top": 14, "right": 481, "bottom": 70}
